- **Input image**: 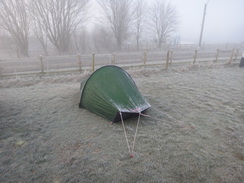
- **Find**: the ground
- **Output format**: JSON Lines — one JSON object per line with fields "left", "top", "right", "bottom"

{"left": 0, "top": 64, "right": 243, "bottom": 183}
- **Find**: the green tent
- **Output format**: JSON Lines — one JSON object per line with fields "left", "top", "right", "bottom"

{"left": 79, "top": 65, "right": 151, "bottom": 122}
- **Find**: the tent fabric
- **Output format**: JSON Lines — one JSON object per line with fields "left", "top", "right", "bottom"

{"left": 79, "top": 65, "right": 151, "bottom": 122}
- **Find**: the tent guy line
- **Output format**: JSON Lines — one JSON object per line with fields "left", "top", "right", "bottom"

{"left": 78, "top": 65, "right": 182, "bottom": 157}
{"left": 119, "top": 111, "right": 141, "bottom": 158}
{"left": 79, "top": 65, "right": 151, "bottom": 156}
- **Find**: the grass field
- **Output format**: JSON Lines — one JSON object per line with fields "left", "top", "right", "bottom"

{"left": 0, "top": 64, "right": 243, "bottom": 183}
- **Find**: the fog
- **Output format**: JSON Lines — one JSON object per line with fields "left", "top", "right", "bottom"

{"left": 0, "top": 0, "right": 243, "bottom": 57}
{"left": 171, "top": 0, "right": 244, "bottom": 44}
{"left": 89, "top": 0, "right": 243, "bottom": 44}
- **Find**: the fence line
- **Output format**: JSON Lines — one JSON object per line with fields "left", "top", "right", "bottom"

{"left": 0, "top": 48, "right": 242, "bottom": 77}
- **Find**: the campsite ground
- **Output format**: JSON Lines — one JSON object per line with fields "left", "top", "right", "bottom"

{"left": 0, "top": 63, "right": 244, "bottom": 183}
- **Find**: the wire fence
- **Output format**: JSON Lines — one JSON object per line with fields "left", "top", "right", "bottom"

{"left": 0, "top": 48, "right": 242, "bottom": 77}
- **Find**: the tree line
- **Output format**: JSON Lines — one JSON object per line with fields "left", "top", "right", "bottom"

{"left": 0, "top": 0, "right": 179, "bottom": 57}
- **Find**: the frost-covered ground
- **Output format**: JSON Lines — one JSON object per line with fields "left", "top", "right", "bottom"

{"left": 0, "top": 64, "right": 244, "bottom": 183}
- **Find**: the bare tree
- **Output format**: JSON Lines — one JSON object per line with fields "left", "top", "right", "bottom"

{"left": 71, "top": 28, "right": 92, "bottom": 54}
{"left": 132, "top": 0, "right": 148, "bottom": 51}
{"left": 30, "top": 0, "right": 89, "bottom": 54}
{"left": 92, "top": 27, "right": 116, "bottom": 53}
{"left": 0, "top": 0, "right": 29, "bottom": 57}
{"left": 0, "top": 32, "right": 16, "bottom": 56}
{"left": 32, "top": 20, "right": 49, "bottom": 56}
{"left": 150, "top": 0, "right": 178, "bottom": 48}
{"left": 97, "top": 0, "right": 133, "bottom": 50}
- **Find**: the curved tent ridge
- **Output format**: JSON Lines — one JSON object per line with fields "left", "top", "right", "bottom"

{"left": 79, "top": 65, "right": 151, "bottom": 122}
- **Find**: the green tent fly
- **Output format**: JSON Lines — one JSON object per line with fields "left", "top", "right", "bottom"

{"left": 79, "top": 65, "right": 151, "bottom": 122}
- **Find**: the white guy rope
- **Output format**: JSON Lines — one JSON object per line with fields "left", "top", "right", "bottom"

{"left": 120, "top": 111, "right": 131, "bottom": 155}
{"left": 131, "top": 113, "right": 141, "bottom": 156}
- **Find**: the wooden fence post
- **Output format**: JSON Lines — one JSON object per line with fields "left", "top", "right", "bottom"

{"left": 234, "top": 49, "right": 239, "bottom": 62}
{"left": 143, "top": 51, "right": 147, "bottom": 67}
{"left": 78, "top": 54, "right": 81, "bottom": 72}
{"left": 111, "top": 52, "right": 115, "bottom": 65}
{"left": 193, "top": 50, "right": 198, "bottom": 64}
{"left": 215, "top": 49, "right": 220, "bottom": 62}
{"left": 92, "top": 52, "right": 95, "bottom": 71}
{"left": 0, "top": 67, "right": 2, "bottom": 78}
{"left": 165, "top": 50, "right": 170, "bottom": 70}
{"left": 39, "top": 55, "right": 44, "bottom": 74}
{"left": 170, "top": 50, "right": 173, "bottom": 65}
{"left": 228, "top": 48, "right": 235, "bottom": 64}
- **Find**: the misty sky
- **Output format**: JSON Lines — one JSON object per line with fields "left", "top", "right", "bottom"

{"left": 90, "top": 0, "right": 243, "bottom": 44}
{"left": 171, "top": 0, "right": 244, "bottom": 44}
